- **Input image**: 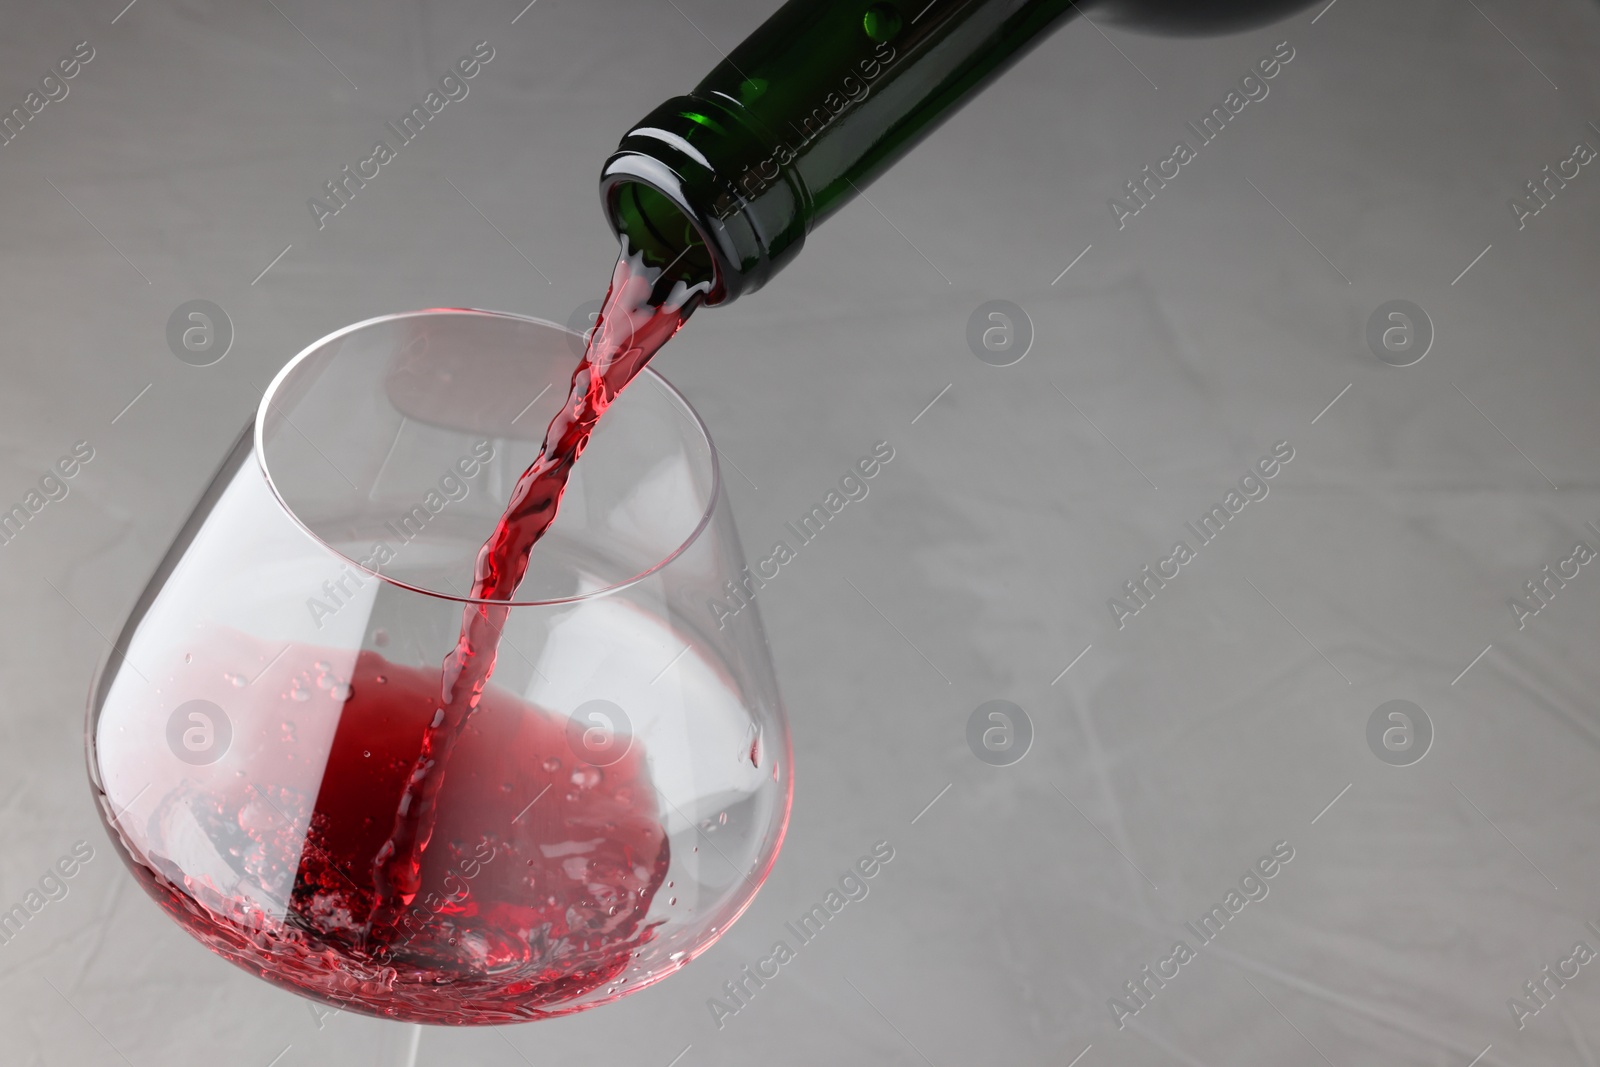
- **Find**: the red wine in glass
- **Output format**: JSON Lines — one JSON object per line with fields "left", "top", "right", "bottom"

{"left": 131, "top": 641, "right": 672, "bottom": 1022}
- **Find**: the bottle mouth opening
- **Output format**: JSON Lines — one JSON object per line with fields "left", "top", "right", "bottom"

{"left": 604, "top": 178, "right": 727, "bottom": 305}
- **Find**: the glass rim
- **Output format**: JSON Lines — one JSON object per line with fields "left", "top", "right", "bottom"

{"left": 253, "top": 306, "right": 723, "bottom": 608}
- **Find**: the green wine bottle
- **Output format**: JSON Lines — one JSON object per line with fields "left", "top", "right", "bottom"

{"left": 600, "top": 0, "right": 1313, "bottom": 304}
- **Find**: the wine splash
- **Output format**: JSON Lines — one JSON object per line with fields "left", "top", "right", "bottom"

{"left": 129, "top": 642, "right": 671, "bottom": 1023}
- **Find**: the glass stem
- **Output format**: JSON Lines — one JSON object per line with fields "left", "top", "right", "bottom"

{"left": 375, "top": 1023, "right": 421, "bottom": 1067}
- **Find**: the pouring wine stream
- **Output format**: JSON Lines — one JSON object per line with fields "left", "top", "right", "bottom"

{"left": 367, "top": 242, "right": 708, "bottom": 937}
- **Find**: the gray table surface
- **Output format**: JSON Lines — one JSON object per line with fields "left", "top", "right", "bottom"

{"left": 4, "top": 0, "right": 1600, "bottom": 1064}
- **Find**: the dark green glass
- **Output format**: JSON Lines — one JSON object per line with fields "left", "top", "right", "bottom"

{"left": 601, "top": 0, "right": 1314, "bottom": 304}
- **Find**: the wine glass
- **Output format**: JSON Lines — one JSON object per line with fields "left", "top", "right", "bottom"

{"left": 85, "top": 309, "right": 792, "bottom": 1055}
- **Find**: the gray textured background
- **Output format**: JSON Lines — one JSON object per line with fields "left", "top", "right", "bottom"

{"left": 4, "top": 0, "right": 1600, "bottom": 1064}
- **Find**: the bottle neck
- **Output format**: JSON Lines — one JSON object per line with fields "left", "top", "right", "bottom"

{"left": 601, "top": 0, "right": 1084, "bottom": 305}
{"left": 600, "top": 0, "right": 1314, "bottom": 305}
